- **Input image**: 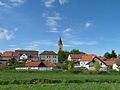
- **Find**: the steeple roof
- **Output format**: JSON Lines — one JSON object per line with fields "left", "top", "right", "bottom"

{"left": 58, "top": 37, "right": 62, "bottom": 45}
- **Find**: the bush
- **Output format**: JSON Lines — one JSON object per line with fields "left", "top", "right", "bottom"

{"left": 72, "top": 67, "right": 88, "bottom": 74}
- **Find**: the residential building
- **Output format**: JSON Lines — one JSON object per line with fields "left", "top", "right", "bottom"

{"left": 16, "top": 61, "right": 56, "bottom": 70}
{"left": 2, "top": 51, "right": 20, "bottom": 61}
{"left": 20, "top": 54, "right": 28, "bottom": 60}
{"left": 67, "top": 54, "right": 96, "bottom": 68}
{"left": 15, "top": 50, "right": 38, "bottom": 57}
{"left": 39, "top": 51, "right": 58, "bottom": 63}
{"left": 86, "top": 57, "right": 117, "bottom": 71}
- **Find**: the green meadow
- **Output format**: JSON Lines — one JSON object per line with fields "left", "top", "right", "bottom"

{"left": 1, "top": 70, "right": 120, "bottom": 90}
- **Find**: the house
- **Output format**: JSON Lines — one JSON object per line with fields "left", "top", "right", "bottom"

{"left": 67, "top": 54, "right": 96, "bottom": 68}
{"left": 2, "top": 51, "right": 20, "bottom": 61}
{"left": 15, "top": 50, "right": 38, "bottom": 57}
{"left": 20, "top": 54, "right": 28, "bottom": 60}
{"left": 31, "top": 55, "right": 39, "bottom": 61}
{"left": 0, "top": 60, "right": 8, "bottom": 64}
{"left": 86, "top": 57, "right": 117, "bottom": 71}
{"left": 39, "top": 51, "right": 58, "bottom": 63}
{"left": 67, "top": 54, "right": 83, "bottom": 61}
{"left": 16, "top": 61, "right": 56, "bottom": 70}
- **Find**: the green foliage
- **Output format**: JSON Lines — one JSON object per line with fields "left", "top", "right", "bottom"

{"left": 72, "top": 67, "right": 88, "bottom": 74}
{"left": 104, "top": 52, "right": 112, "bottom": 59}
{"left": 70, "top": 49, "right": 85, "bottom": 54}
{"left": 58, "top": 49, "right": 85, "bottom": 63}
{"left": 94, "top": 61, "right": 100, "bottom": 71}
{"left": 58, "top": 50, "right": 69, "bottom": 63}
{"left": 67, "top": 61, "right": 74, "bottom": 71}
{"left": 2, "top": 83, "right": 120, "bottom": 90}
{"left": 111, "top": 50, "right": 117, "bottom": 59}
{"left": 0, "top": 64, "right": 7, "bottom": 70}
{"left": 7, "top": 58, "right": 20, "bottom": 69}
{"left": 104, "top": 50, "right": 117, "bottom": 59}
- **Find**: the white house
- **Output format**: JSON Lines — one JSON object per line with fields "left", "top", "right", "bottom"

{"left": 67, "top": 54, "right": 96, "bottom": 69}
{"left": 86, "top": 57, "right": 118, "bottom": 71}
{"left": 39, "top": 51, "right": 58, "bottom": 63}
{"left": 20, "top": 54, "right": 28, "bottom": 60}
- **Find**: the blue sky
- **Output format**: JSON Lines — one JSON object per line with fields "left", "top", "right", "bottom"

{"left": 0, "top": 0, "right": 120, "bottom": 55}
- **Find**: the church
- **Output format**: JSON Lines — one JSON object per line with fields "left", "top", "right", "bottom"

{"left": 58, "top": 37, "right": 63, "bottom": 51}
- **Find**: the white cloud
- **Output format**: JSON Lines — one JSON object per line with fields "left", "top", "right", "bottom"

{"left": 63, "top": 28, "right": 72, "bottom": 33}
{"left": 42, "top": 0, "right": 55, "bottom": 8}
{"left": 27, "top": 40, "right": 56, "bottom": 49}
{"left": 0, "top": 27, "right": 15, "bottom": 40}
{"left": 0, "top": 0, "right": 26, "bottom": 9}
{"left": 58, "top": 0, "right": 68, "bottom": 5}
{"left": 85, "top": 22, "right": 92, "bottom": 28}
{"left": 0, "top": 1, "right": 11, "bottom": 8}
{"left": 10, "top": 0, "right": 26, "bottom": 6}
{"left": 42, "top": 0, "right": 69, "bottom": 7}
{"left": 45, "top": 13, "right": 62, "bottom": 32}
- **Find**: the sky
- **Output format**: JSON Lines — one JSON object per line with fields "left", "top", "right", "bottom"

{"left": 0, "top": 0, "right": 120, "bottom": 55}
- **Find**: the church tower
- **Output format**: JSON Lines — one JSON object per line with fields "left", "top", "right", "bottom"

{"left": 58, "top": 37, "right": 63, "bottom": 51}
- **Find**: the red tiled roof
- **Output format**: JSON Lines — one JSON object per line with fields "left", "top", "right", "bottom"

{"left": 69, "top": 54, "right": 84, "bottom": 59}
{"left": 25, "top": 61, "right": 56, "bottom": 67}
{"left": 25, "top": 62, "right": 41, "bottom": 67}
{"left": 104, "top": 59, "right": 116, "bottom": 66}
{"left": 13, "top": 52, "right": 20, "bottom": 57}
{"left": 2, "top": 52, "right": 20, "bottom": 57}
{"left": 82, "top": 54, "right": 96, "bottom": 61}
{"left": 43, "top": 61, "right": 56, "bottom": 67}
{"left": 2, "top": 52, "right": 13, "bottom": 57}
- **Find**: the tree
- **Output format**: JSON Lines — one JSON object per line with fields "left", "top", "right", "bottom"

{"left": 111, "top": 50, "right": 117, "bottom": 59}
{"left": 70, "top": 49, "right": 85, "bottom": 54}
{"left": 67, "top": 61, "right": 74, "bottom": 71}
{"left": 94, "top": 61, "right": 100, "bottom": 71}
{"left": 58, "top": 50, "right": 70, "bottom": 63}
{"left": 7, "top": 58, "right": 19, "bottom": 69}
{"left": 104, "top": 52, "right": 111, "bottom": 59}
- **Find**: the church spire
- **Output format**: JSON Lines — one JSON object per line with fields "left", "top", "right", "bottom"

{"left": 58, "top": 36, "right": 63, "bottom": 51}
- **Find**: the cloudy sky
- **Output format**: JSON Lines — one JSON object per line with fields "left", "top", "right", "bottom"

{"left": 0, "top": 0, "right": 120, "bottom": 55}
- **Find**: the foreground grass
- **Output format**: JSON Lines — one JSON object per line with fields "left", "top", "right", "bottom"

{"left": 1, "top": 70, "right": 120, "bottom": 81}
{"left": 1, "top": 83, "right": 120, "bottom": 90}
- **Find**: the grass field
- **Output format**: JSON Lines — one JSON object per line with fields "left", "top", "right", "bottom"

{"left": 1, "top": 83, "right": 120, "bottom": 90}
{"left": 1, "top": 70, "right": 120, "bottom": 90}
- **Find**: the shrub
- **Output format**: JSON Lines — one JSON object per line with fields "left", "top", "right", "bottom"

{"left": 72, "top": 67, "right": 88, "bottom": 74}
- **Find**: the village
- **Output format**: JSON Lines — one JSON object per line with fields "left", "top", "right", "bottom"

{"left": 0, "top": 37, "right": 120, "bottom": 72}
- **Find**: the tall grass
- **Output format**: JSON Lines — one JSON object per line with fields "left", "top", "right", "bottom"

{"left": 1, "top": 83, "right": 120, "bottom": 90}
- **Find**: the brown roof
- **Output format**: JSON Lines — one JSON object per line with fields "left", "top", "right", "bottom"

{"left": 43, "top": 61, "right": 56, "bottom": 67}
{"left": 69, "top": 54, "right": 83, "bottom": 59}
{"left": 82, "top": 54, "right": 96, "bottom": 61}
{"left": 104, "top": 59, "right": 116, "bottom": 66}
{"left": 25, "top": 62, "right": 41, "bottom": 67}
{"left": 25, "top": 61, "right": 56, "bottom": 67}
{"left": 2, "top": 52, "right": 20, "bottom": 57}
{"left": 40, "top": 51, "right": 57, "bottom": 55}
